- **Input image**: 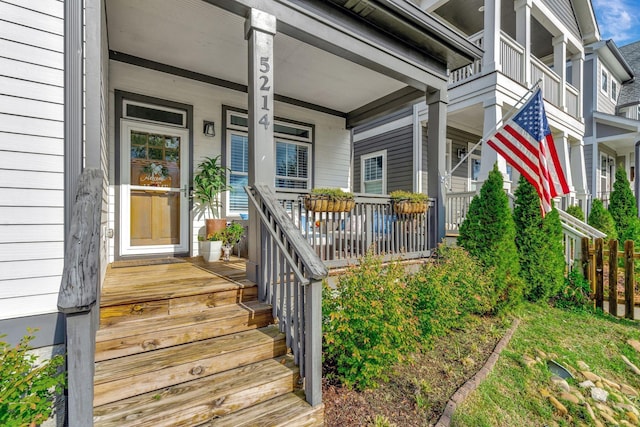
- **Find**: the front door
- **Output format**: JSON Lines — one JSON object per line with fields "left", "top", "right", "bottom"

{"left": 120, "top": 120, "right": 189, "bottom": 256}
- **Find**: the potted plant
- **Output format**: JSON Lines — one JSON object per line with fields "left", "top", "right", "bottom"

{"left": 389, "top": 190, "right": 429, "bottom": 214}
{"left": 217, "top": 223, "right": 245, "bottom": 261}
{"left": 198, "top": 233, "right": 223, "bottom": 262}
{"left": 193, "top": 155, "right": 231, "bottom": 238}
{"left": 304, "top": 188, "right": 355, "bottom": 212}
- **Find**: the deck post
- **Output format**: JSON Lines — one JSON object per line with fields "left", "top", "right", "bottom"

{"left": 245, "top": 9, "right": 276, "bottom": 282}
{"left": 305, "top": 279, "right": 323, "bottom": 406}
{"left": 426, "top": 88, "right": 448, "bottom": 246}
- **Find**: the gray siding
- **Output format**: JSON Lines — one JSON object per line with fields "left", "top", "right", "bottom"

{"left": 0, "top": 0, "right": 65, "bottom": 320}
{"left": 584, "top": 144, "right": 593, "bottom": 195}
{"left": 584, "top": 58, "right": 595, "bottom": 136}
{"left": 354, "top": 124, "right": 413, "bottom": 193}
{"left": 540, "top": 0, "right": 581, "bottom": 40}
{"left": 447, "top": 127, "right": 481, "bottom": 190}
{"left": 353, "top": 107, "right": 413, "bottom": 134}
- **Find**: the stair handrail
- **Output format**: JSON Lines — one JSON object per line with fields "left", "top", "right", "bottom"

{"left": 245, "top": 184, "right": 327, "bottom": 407}
{"left": 57, "top": 168, "right": 104, "bottom": 426}
{"left": 557, "top": 208, "right": 606, "bottom": 240}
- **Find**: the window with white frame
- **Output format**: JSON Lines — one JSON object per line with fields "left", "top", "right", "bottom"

{"left": 612, "top": 80, "right": 618, "bottom": 101}
{"left": 361, "top": 150, "right": 386, "bottom": 194}
{"left": 225, "top": 110, "right": 313, "bottom": 214}
{"left": 601, "top": 69, "right": 609, "bottom": 94}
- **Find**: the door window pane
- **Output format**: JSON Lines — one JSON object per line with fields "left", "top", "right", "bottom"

{"left": 130, "top": 130, "right": 180, "bottom": 187}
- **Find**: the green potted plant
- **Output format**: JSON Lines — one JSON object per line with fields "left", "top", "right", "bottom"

{"left": 193, "top": 155, "right": 231, "bottom": 238}
{"left": 304, "top": 187, "right": 355, "bottom": 212}
{"left": 389, "top": 190, "right": 429, "bottom": 214}
{"left": 217, "top": 223, "right": 245, "bottom": 261}
{"left": 198, "top": 233, "right": 223, "bottom": 262}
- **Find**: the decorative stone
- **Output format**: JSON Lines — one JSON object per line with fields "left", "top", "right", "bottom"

{"left": 620, "top": 383, "right": 639, "bottom": 397}
{"left": 535, "top": 349, "right": 547, "bottom": 359}
{"left": 599, "top": 411, "right": 619, "bottom": 425}
{"left": 596, "top": 403, "right": 614, "bottom": 416}
{"left": 609, "top": 391, "right": 623, "bottom": 403}
{"left": 523, "top": 354, "right": 537, "bottom": 367}
{"left": 579, "top": 380, "right": 596, "bottom": 389}
{"left": 548, "top": 396, "right": 568, "bottom": 416}
{"left": 621, "top": 355, "right": 640, "bottom": 375}
{"left": 551, "top": 375, "right": 571, "bottom": 392}
{"left": 585, "top": 402, "right": 597, "bottom": 421}
{"left": 592, "top": 387, "right": 609, "bottom": 402}
{"left": 577, "top": 360, "right": 591, "bottom": 371}
{"left": 627, "top": 339, "right": 640, "bottom": 353}
{"left": 571, "top": 391, "right": 585, "bottom": 403}
{"left": 583, "top": 371, "right": 601, "bottom": 382}
{"left": 602, "top": 377, "right": 621, "bottom": 390}
{"left": 594, "top": 420, "right": 604, "bottom": 427}
{"left": 627, "top": 411, "right": 639, "bottom": 424}
{"left": 620, "top": 420, "right": 635, "bottom": 427}
{"left": 559, "top": 392, "right": 580, "bottom": 404}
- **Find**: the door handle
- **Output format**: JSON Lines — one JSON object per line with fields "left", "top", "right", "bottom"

{"left": 181, "top": 185, "right": 189, "bottom": 197}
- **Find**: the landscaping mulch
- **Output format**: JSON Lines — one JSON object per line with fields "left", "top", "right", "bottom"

{"left": 322, "top": 315, "right": 511, "bottom": 426}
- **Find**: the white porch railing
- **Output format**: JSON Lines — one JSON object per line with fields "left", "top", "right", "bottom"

{"left": 449, "top": 31, "right": 483, "bottom": 85}
{"left": 531, "top": 55, "right": 560, "bottom": 106}
{"left": 445, "top": 190, "right": 476, "bottom": 235}
{"left": 566, "top": 83, "right": 579, "bottom": 117}
{"left": 500, "top": 31, "right": 524, "bottom": 84}
{"left": 275, "top": 189, "right": 435, "bottom": 268}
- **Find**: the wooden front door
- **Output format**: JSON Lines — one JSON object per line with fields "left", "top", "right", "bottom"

{"left": 119, "top": 120, "right": 189, "bottom": 256}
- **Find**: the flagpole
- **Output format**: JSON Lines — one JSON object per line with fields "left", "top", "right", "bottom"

{"left": 445, "top": 79, "right": 543, "bottom": 181}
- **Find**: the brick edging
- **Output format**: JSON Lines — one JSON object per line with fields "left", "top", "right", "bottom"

{"left": 434, "top": 317, "right": 521, "bottom": 427}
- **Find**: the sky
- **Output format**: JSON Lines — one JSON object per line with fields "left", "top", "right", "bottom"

{"left": 592, "top": 0, "right": 640, "bottom": 47}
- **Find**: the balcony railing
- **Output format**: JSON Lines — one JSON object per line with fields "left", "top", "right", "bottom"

{"left": 275, "top": 189, "right": 435, "bottom": 268}
{"left": 449, "top": 30, "right": 579, "bottom": 119}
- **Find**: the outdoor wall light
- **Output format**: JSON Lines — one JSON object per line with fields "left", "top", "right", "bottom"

{"left": 457, "top": 148, "right": 467, "bottom": 159}
{"left": 203, "top": 121, "right": 216, "bottom": 137}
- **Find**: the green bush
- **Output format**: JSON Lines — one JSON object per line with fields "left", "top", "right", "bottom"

{"left": 609, "top": 167, "right": 640, "bottom": 243}
{"left": 588, "top": 199, "right": 618, "bottom": 241}
{"left": 0, "top": 330, "right": 66, "bottom": 426}
{"left": 408, "top": 245, "right": 494, "bottom": 340}
{"left": 322, "top": 254, "right": 419, "bottom": 390}
{"left": 552, "top": 269, "right": 592, "bottom": 311}
{"left": 513, "top": 177, "right": 565, "bottom": 301}
{"left": 457, "top": 164, "right": 521, "bottom": 311}
{"left": 565, "top": 204, "right": 585, "bottom": 221}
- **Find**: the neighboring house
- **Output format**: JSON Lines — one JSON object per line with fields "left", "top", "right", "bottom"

{"left": 582, "top": 39, "right": 638, "bottom": 208}
{"left": 0, "top": 0, "right": 481, "bottom": 424}
{"left": 353, "top": 0, "right": 599, "bottom": 228}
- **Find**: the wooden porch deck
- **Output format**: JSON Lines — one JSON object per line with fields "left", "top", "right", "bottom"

{"left": 94, "top": 257, "right": 324, "bottom": 426}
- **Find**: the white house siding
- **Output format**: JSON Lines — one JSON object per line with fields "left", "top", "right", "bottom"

{"left": 108, "top": 61, "right": 350, "bottom": 260}
{"left": 0, "top": 0, "right": 65, "bottom": 320}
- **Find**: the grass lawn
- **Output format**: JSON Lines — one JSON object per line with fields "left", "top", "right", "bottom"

{"left": 452, "top": 303, "right": 640, "bottom": 426}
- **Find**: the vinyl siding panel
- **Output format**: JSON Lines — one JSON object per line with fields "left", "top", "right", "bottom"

{"left": 0, "top": 0, "right": 65, "bottom": 320}
{"left": 540, "top": 0, "right": 580, "bottom": 40}
{"left": 597, "top": 61, "right": 617, "bottom": 115}
{"left": 353, "top": 107, "right": 413, "bottom": 134}
{"left": 353, "top": 124, "right": 413, "bottom": 193}
{"left": 584, "top": 144, "right": 593, "bottom": 195}
{"left": 447, "top": 127, "right": 481, "bottom": 192}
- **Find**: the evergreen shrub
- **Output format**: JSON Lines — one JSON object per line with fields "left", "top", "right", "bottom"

{"left": 457, "top": 164, "right": 522, "bottom": 311}
{"left": 565, "top": 204, "right": 585, "bottom": 221}
{"left": 588, "top": 199, "right": 618, "bottom": 241}
{"left": 408, "top": 244, "right": 494, "bottom": 340}
{"left": 609, "top": 167, "right": 640, "bottom": 243}
{"left": 513, "top": 177, "right": 565, "bottom": 301}
{"left": 322, "top": 254, "right": 419, "bottom": 390}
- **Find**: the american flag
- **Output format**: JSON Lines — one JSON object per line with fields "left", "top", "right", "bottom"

{"left": 486, "top": 88, "right": 569, "bottom": 215}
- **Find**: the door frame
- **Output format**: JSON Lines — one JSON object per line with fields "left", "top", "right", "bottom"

{"left": 114, "top": 91, "right": 194, "bottom": 259}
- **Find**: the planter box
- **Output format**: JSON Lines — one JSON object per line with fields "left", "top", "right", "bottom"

{"left": 199, "top": 240, "right": 223, "bottom": 262}
{"left": 304, "top": 196, "right": 355, "bottom": 213}
{"left": 392, "top": 200, "right": 428, "bottom": 214}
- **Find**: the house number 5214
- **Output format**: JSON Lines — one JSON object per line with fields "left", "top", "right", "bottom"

{"left": 259, "top": 56, "right": 271, "bottom": 130}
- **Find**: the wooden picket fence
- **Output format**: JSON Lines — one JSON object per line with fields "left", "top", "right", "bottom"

{"left": 581, "top": 237, "right": 637, "bottom": 319}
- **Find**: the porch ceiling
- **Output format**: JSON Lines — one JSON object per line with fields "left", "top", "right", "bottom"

{"left": 106, "top": 0, "right": 407, "bottom": 114}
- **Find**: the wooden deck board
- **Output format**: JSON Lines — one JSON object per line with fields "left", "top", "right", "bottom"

{"left": 95, "top": 301, "right": 274, "bottom": 361}
{"left": 93, "top": 356, "right": 299, "bottom": 427}
{"left": 93, "top": 326, "right": 286, "bottom": 407}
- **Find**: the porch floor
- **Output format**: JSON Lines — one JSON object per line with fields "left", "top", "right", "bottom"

{"left": 95, "top": 257, "right": 323, "bottom": 426}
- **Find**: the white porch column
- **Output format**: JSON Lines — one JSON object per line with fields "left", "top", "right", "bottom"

{"left": 478, "top": 98, "right": 509, "bottom": 188}
{"left": 553, "top": 131, "right": 574, "bottom": 208}
{"left": 553, "top": 34, "right": 567, "bottom": 111}
{"left": 571, "top": 52, "right": 584, "bottom": 120}
{"left": 570, "top": 138, "right": 589, "bottom": 208}
{"left": 426, "top": 88, "right": 447, "bottom": 246}
{"left": 483, "top": 0, "right": 501, "bottom": 73}
{"left": 245, "top": 9, "right": 276, "bottom": 282}
{"left": 515, "top": 0, "right": 531, "bottom": 86}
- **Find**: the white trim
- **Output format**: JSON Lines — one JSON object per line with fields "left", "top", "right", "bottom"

{"left": 412, "top": 103, "right": 422, "bottom": 192}
{"left": 119, "top": 120, "right": 190, "bottom": 255}
{"left": 352, "top": 115, "right": 413, "bottom": 142}
{"left": 123, "top": 100, "right": 187, "bottom": 128}
{"left": 361, "top": 149, "right": 387, "bottom": 194}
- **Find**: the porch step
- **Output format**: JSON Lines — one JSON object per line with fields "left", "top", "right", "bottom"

{"left": 94, "top": 325, "right": 286, "bottom": 407}
{"left": 100, "top": 270, "right": 257, "bottom": 327}
{"left": 202, "top": 390, "right": 324, "bottom": 427}
{"left": 93, "top": 355, "right": 301, "bottom": 427}
{"left": 95, "top": 300, "right": 273, "bottom": 361}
